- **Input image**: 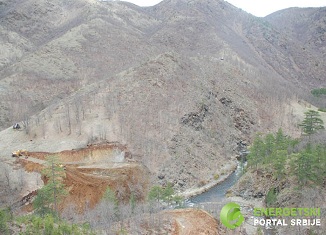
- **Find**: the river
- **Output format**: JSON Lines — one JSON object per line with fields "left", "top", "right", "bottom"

{"left": 188, "top": 163, "right": 244, "bottom": 204}
{"left": 183, "top": 161, "right": 277, "bottom": 235}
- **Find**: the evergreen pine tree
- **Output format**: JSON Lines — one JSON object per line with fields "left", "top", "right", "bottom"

{"left": 299, "top": 110, "right": 324, "bottom": 140}
{"left": 103, "top": 187, "right": 120, "bottom": 221}
{"left": 275, "top": 128, "right": 287, "bottom": 150}
{"left": 292, "top": 147, "right": 314, "bottom": 187}
{"left": 129, "top": 193, "right": 136, "bottom": 214}
{"left": 265, "top": 133, "right": 275, "bottom": 152}
{"left": 34, "top": 155, "right": 67, "bottom": 216}
{"left": 247, "top": 134, "right": 265, "bottom": 169}
{"left": 272, "top": 150, "right": 286, "bottom": 179}
{"left": 148, "top": 185, "right": 163, "bottom": 203}
{"left": 162, "top": 183, "right": 174, "bottom": 205}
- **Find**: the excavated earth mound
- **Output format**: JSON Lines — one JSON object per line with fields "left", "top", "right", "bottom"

{"left": 165, "top": 209, "right": 220, "bottom": 235}
{"left": 16, "top": 143, "right": 149, "bottom": 213}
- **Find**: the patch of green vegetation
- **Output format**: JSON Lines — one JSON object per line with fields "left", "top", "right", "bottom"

{"left": 299, "top": 110, "right": 324, "bottom": 137}
{"left": 148, "top": 183, "right": 184, "bottom": 207}
{"left": 247, "top": 129, "right": 326, "bottom": 188}
{"left": 16, "top": 214, "right": 94, "bottom": 235}
{"left": 247, "top": 129, "right": 298, "bottom": 179}
{"left": 116, "top": 227, "right": 128, "bottom": 235}
{"left": 311, "top": 88, "right": 326, "bottom": 97}
{"left": 6, "top": 156, "right": 95, "bottom": 234}
{"left": 33, "top": 155, "right": 67, "bottom": 217}
{"left": 265, "top": 188, "right": 278, "bottom": 207}
{"left": 213, "top": 174, "right": 219, "bottom": 180}
{"left": 318, "top": 108, "right": 326, "bottom": 112}
{"left": 0, "top": 209, "right": 10, "bottom": 235}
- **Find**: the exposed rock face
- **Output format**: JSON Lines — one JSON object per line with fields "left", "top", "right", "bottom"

{"left": 181, "top": 104, "right": 209, "bottom": 131}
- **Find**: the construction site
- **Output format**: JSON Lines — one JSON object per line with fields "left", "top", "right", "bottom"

{"left": 1, "top": 143, "right": 150, "bottom": 214}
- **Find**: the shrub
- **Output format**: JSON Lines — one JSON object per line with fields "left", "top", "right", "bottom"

{"left": 0, "top": 209, "right": 9, "bottom": 235}
{"left": 17, "top": 214, "right": 94, "bottom": 235}
{"left": 311, "top": 88, "right": 326, "bottom": 97}
{"left": 213, "top": 174, "right": 219, "bottom": 180}
{"left": 265, "top": 188, "right": 277, "bottom": 207}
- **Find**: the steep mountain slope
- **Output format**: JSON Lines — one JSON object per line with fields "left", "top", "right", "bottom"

{"left": 0, "top": 0, "right": 325, "bottom": 206}
{"left": 1, "top": 0, "right": 324, "bottom": 130}
{"left": 146, "top": 0, "right": 326, "bottom": 88}
{"left": 263, "top": 7, "right": 326, "bottom": 87}
{"left": 265, "top": 7, "right": 326, "bottom": 56}
{"left": 0, "top": 0, "right": 159, "bottom": 129}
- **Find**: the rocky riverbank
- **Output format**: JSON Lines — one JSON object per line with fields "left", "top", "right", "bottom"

{"left": 178, "top": 160, "right": 238, "bottom": 198}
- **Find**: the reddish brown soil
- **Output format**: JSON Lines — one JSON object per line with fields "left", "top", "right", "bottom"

{"left": 61, "top": 167, "right": 109, "bottom": 211}
{"left": 165, "top": 209, "right": 220, "bottom": 235}
{"left": 18, "top": 158, "right": 44, "bottom": 173}
{"left": 61, "top": 164, "right": 149, "bottom": 213}
{"left": 18, "top": 143, "right": 149, "bottom": 213}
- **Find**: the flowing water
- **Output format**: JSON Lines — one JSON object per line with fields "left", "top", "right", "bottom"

{"left": 183, "top": 161, "right": 277, "bottom": 235}
{"left": 189, "top": 166, "right": 242, "bottom": 204}
{"left": 188, "top": 163, "right": 244, "bottom": 204}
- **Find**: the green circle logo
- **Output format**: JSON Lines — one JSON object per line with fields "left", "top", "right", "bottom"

{"left": 220, "top": 202, "right": 244, "bottom": 229}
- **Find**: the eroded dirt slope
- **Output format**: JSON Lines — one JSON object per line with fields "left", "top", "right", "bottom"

{"left": 5, "top": 143, "right": 149, "bottom": 213}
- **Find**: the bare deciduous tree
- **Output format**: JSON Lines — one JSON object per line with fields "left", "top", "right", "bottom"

{"left": 4, "top": 165, "right": 10, "bottom": 187}
{"left": 65, "top": 104, "right": 72, "bottom": 135}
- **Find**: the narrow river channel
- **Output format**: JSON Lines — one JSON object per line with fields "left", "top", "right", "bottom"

{"left": 184, "top": 161, "right": 277, "bottom": 235}
{"left": 189, "top": 163, "right": 244, "bottom": 204}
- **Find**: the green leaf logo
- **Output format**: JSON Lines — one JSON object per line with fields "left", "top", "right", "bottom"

{"left": 220, "top": 202, "right": 244, "bottom": 229}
